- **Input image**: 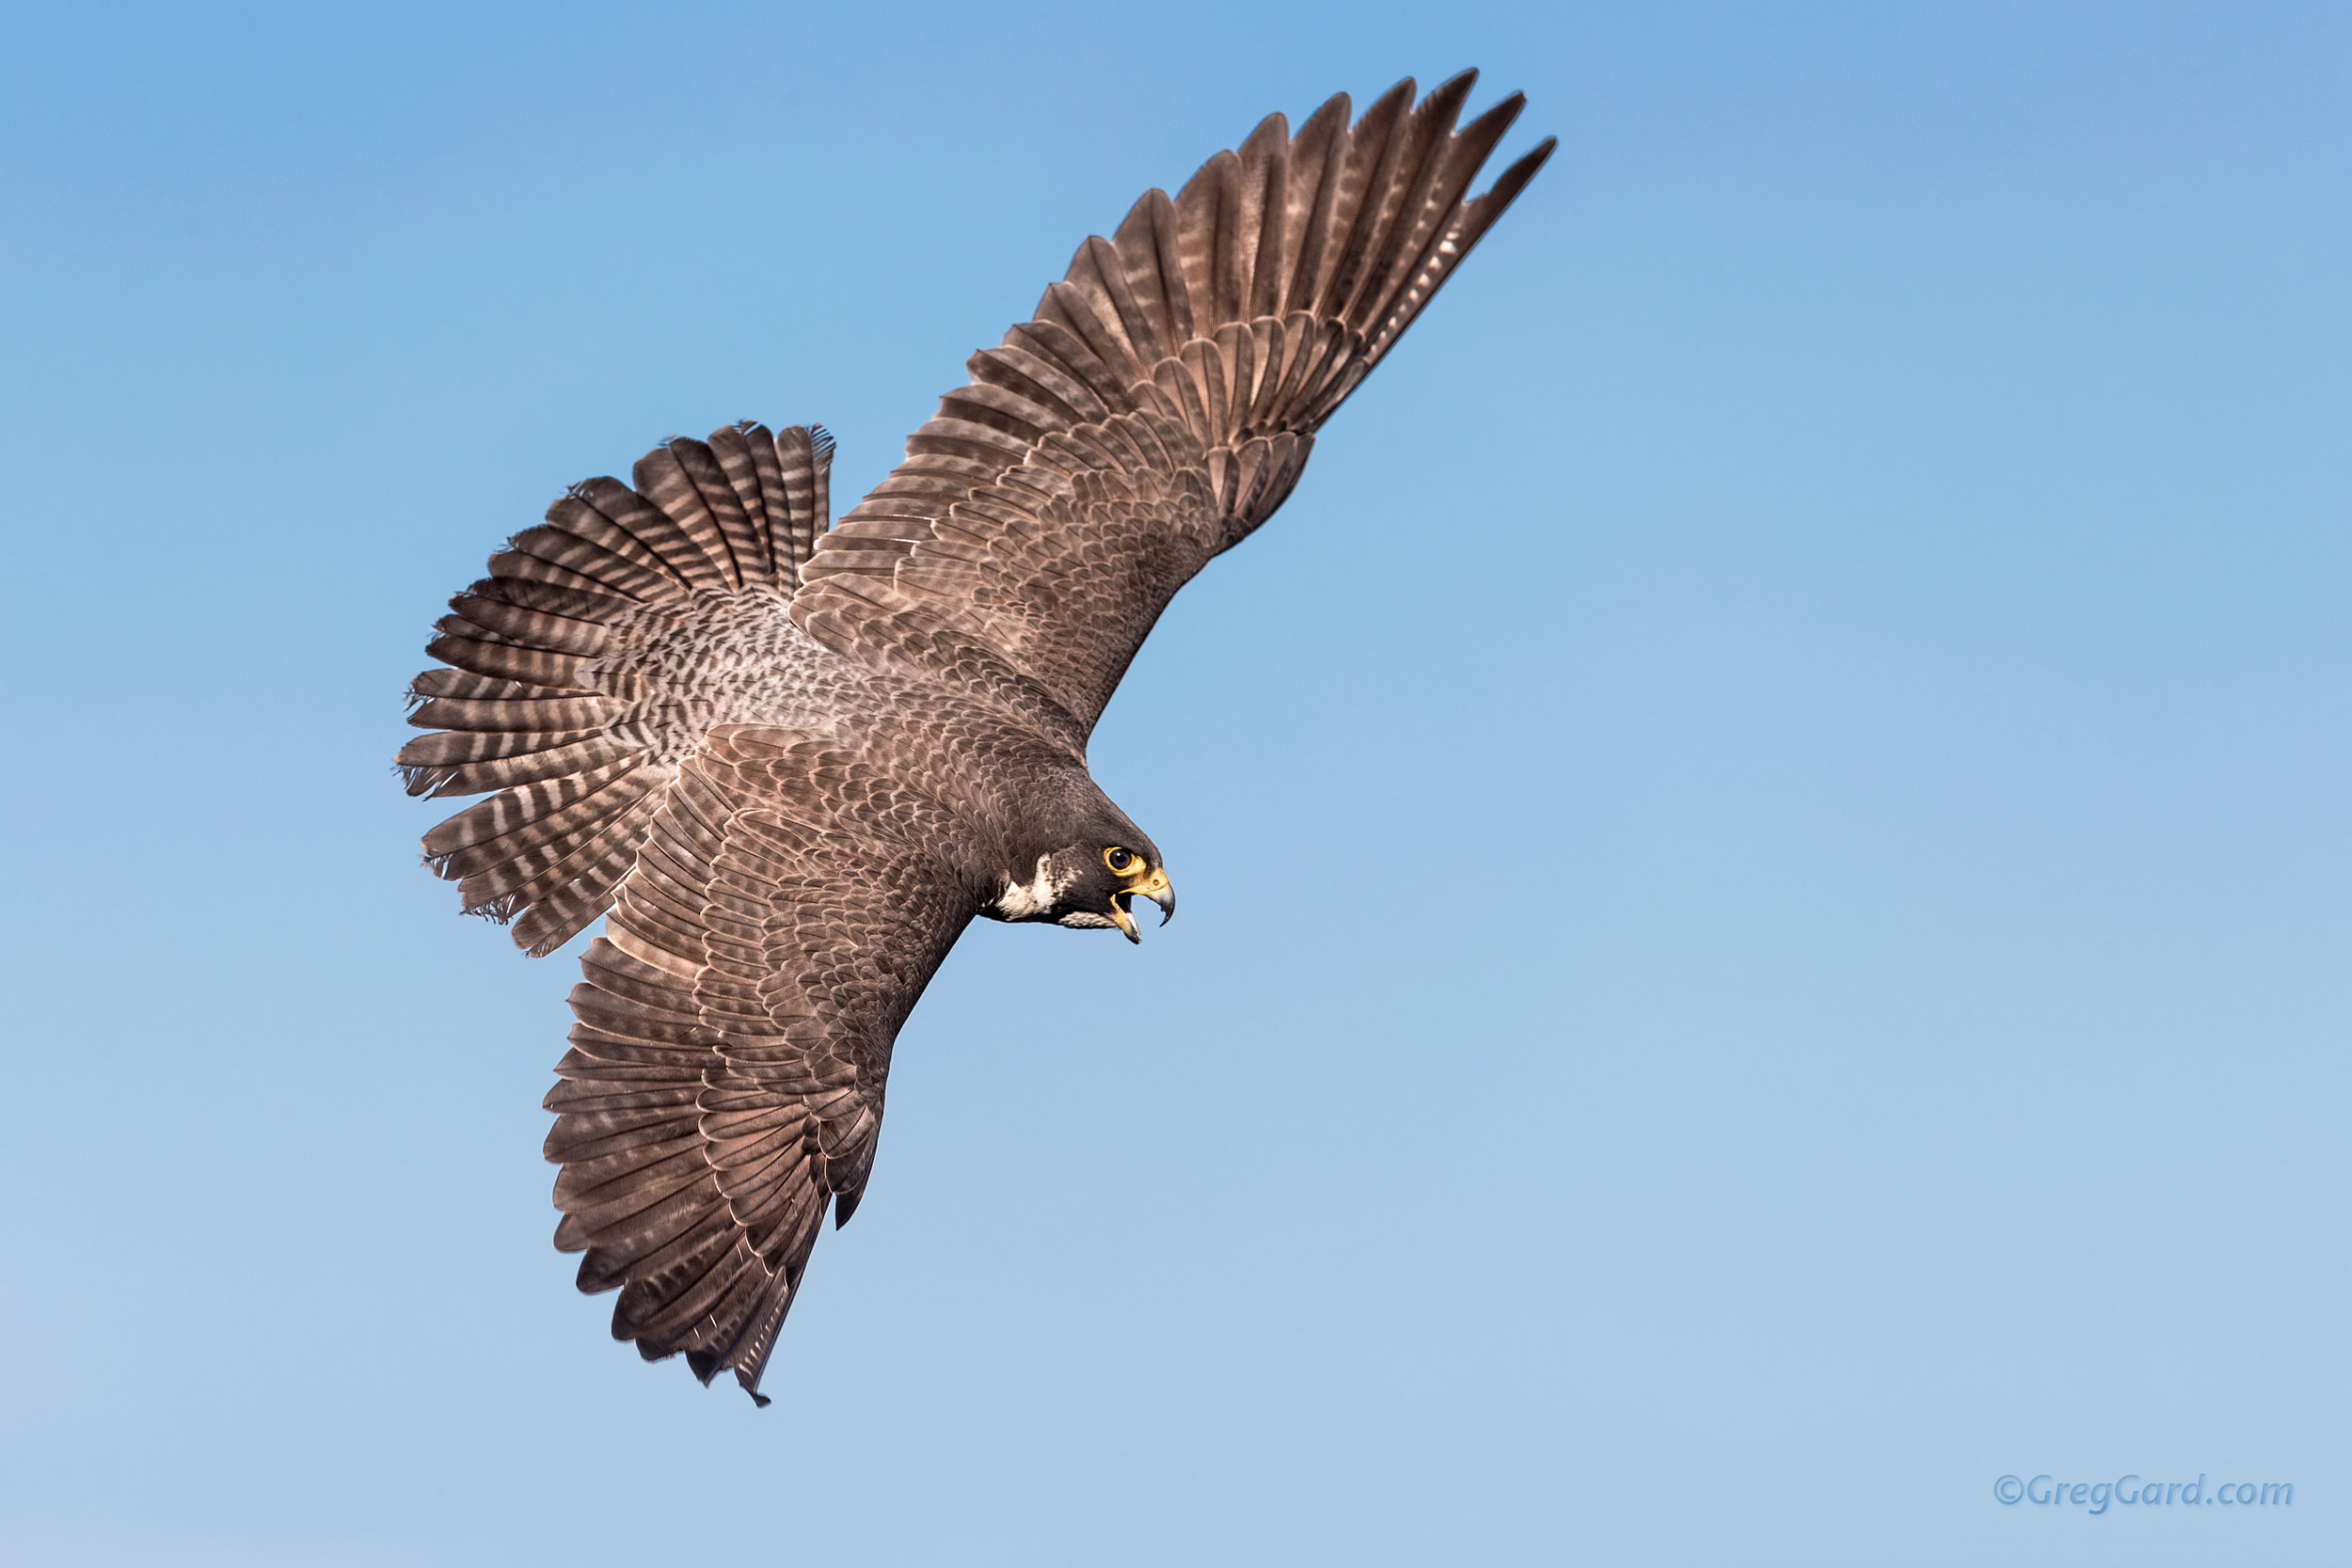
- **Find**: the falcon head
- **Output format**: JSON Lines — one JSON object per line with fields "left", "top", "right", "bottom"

{"left": 987, "top": 825, "right": 1175, "bottom": 942}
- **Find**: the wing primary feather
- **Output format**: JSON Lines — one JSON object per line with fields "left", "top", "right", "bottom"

{"left": 1240, "top": 114, "right": 1293, "bottom": 321}
{"left": 1339, "top": 71, "right": 1471, "bottom": 335}
{"left": 1279, "top": 93, "right": 1352, "bottom": 316}
{"left": 1314, "top": 78, "right": 1417, "bottom": 326}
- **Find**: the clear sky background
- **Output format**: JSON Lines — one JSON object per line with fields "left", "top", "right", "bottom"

{"left": 1, "top": 3, "right": 2344, "bottom": 1564}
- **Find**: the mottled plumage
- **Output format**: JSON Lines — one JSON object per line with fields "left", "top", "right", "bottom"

{"left": 401, "top": 73, "right": 1551, "bottom": 1402}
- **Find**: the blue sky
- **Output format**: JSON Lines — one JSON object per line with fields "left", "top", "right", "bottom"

{"left": 1, "top": 3, "right": 2344, "bottom": 1564}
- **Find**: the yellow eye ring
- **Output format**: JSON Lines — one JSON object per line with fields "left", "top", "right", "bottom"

{"left": 1104, "top": 846, "right": 1140, "bottom": 876}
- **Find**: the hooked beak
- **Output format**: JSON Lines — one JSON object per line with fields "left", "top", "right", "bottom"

{"left": 1108, "top": 865, "right": 1175, "bottom": 943}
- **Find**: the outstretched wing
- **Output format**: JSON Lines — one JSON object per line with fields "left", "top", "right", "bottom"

{"left": 399, "top": 422, "right": 834, "bottom": 955}
{"left": 792, "top": 72, "right": 1551, "bottom": 744}
{"left": 546, "top": 725, "right": 977, "bottom": 1402}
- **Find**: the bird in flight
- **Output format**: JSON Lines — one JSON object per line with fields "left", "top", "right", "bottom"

{"left": 400, "top": 72, "right": 1551, "bottom": 1404}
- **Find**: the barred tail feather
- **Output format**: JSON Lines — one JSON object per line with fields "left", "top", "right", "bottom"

{"left": 400, "top": 420, "right": 834, "bottom": 955}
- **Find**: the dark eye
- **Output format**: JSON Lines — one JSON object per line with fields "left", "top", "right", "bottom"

{"left": 1103, "top": 846, "right": 1136, "bottom": 874}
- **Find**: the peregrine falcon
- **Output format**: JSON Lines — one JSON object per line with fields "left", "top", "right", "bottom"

{"left": 400, "top": 73, "right": 1551, "bottom": 1403}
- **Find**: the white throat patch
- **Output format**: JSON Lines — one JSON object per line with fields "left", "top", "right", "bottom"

{"left": 992, "top": 854, "right": 1071, "bottom": 919}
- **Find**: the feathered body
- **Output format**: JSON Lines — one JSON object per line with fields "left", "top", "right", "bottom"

{"left": 400, "top": 74, "right": 1551, "bottom": 1402}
